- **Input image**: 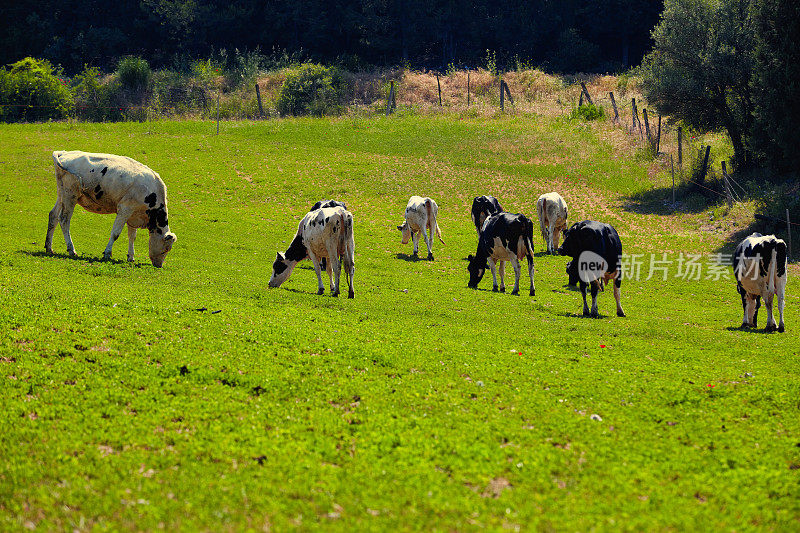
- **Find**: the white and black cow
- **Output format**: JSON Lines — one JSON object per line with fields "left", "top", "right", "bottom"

{"left": 45, "top": 150, "right": 177, "bottom": 267}
{"left": 467, "top": 213, "right": 535, "bottom": 296}
{"left": 471, "top": 195, "right": 503, "bottom": 234}
{"left": 733, "top": 233, "right": 787, "bottom": 332}
{"left": 311, "top": 199, "right": 348, "bottom": 211}
{"left": 558, "top": 220, "right": 625, "bottom": 317}
{"left": 397, "top": 196, "right": 444, "bottom": 260}
{"left": 269, "top": 206, "right": 355, "bottom": 298}
{"left": 536, "top": 192, "right": 568, "bottom": 254}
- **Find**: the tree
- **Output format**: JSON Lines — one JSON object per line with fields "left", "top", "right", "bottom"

{"left": 640, "top": 0, "right": 756, "bottom": 168}
{"left": 749, "top": 0, "right": 800, "bottom": 172}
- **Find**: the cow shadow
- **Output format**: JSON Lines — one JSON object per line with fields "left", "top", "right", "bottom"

{"left": 23, "top": 250, "right": 132, "bottom": 266}
{"left": 554, "top": 310, "right": 612, "bottom": 319}
{"left": 396, "top": 253, "right": 426, "bottom": 262}
{"left": 723, "top": 325, "right": 781, "bottom": 335}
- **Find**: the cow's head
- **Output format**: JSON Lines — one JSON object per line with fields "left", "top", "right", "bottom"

{"left": 466, "top": 254, "right": 487, "bottom": 288}
{"left": 268, "top": 252, "right": 296, "bottom": 288}
{"left": 397, "top": 221, "right": 412, "bottom": 244}
{"left": 148, "top": 232, "right": 176, "bottom": 268}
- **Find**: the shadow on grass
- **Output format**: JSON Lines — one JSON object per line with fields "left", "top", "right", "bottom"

{"left": 554, "top": 310, "right": 613, "bottom": 319}
{"left": 723, "top": 325, "right": 783, "bottom": 335}
{"left": 23, "top": 250, "right": 133, "bottom": 266}
{"left": 396, "top": 253, "right": 428, "bottom": 262}
{"left": 621, "top": 180, "right": 725, "bottom": 216}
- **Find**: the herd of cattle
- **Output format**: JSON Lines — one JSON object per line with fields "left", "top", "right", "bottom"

{"left": 44, "top": 151, "right": 788, "bottom": 332}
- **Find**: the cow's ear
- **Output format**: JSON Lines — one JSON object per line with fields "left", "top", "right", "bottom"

{"left": 396, "top": 225, "right": 403, "bottom": 231}
{"left": 467, "top": 254, "right": 474, "bottom": 261}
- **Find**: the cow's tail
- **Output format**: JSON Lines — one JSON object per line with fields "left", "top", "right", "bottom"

{"left": 767, "top": 245, "right": 777, "bottom": 295}
{"left": 538, "top": 197, "right": 548, "bottom": 242}
{"left": 524, "top": 217, "right": 536, "bottom": 259}
{"left": 340, "top": 211, "right": 355, "bottom": 298}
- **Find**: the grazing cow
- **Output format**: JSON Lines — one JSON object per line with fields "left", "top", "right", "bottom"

{"left": 733, "top": 233, "right": 787, "bottom": 332}
{"left": 471, "top": 195, "right": 503, "bottom": 234}
{"left": 397, "top": 196, "right": 444, "bottom": 260}
{"left": 558, "top": 220, "right": 625, "bottom": 317}
{"left": 311, "top": 199, "right": 347, "bottom": 211}
{"left": 467, "top": 213, "right": 535, "bottom": 296}
{"left": 45, "top": 150, "right": 177, "bottom": 267}
{"left": 536, "top": 192, "right": 568, "bottom": 254}
{"left": 269, "top": 206, "right": 355, "bottom": 298}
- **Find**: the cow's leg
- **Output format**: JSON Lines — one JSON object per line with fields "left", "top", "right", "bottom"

{"left": 744, "top": 294, "right": 758, "bottom": 328}
{"left": 59, "top": 199, "right": 78, "bottom": 257}
{"left": 510, "top": 257, "right": 521, "bottom": 295}
{"left": 753, "top": 295, "right": 761, "bottom": 328}
{"left": 328, "top": 244, "right": 342, "bottom": 297}
{"left": 103, "top": 208, "right": 134, "bottom": 260}
{"left": 45, "top": 199, "right": 63, "bottom": 254}
{"left": 548, "top": 221, "right": 558, "bottom": 254}
{"left": 412, "top": 230, "right": 420, "bottom": 256}
{"left": 580, "top": 282, "right": 590, "bottom": 316}
{"left": 488, "top": 257, "right": 500, "bottom": 292}
{"left": 552, "top": 225, "right": 562, "bottom": 254}
{"left": 127, "top": 225, "right": 136, "bottom": 262}
{"left": 589, "top": 281, "right": 600, "bottom": 317}
{"left": 343, "top": 249, "right": 355, "bottom": 299}
{"left": 423, "top": 225, "right": 433, "bottom": 260}
{"left": 527, "top": 255, "right": 535, "bottom": 296}
{"left": 613, "top": 278, "right": 625, "bottom": 317}
{"left": 738, "top": 285, "right": 749, "bottom": 329}
{"left": 763, "top": 292, "right": 776, "bottom": 332}
{"left": 777, "top": 289, "right": 785, "bottom": 333}
{"left": 326, "top": 259, "right": 334, "bottom": 294}
{"left": 498, "top": 260, "right": 507, "bottom": 292}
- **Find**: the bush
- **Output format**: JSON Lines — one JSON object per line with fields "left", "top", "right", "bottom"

{"left": 0, "top": 57, "right": 73, "bottom": 122}
{"left": 72, "top": 65, "right": 121, "bottom": 122}
{"left": 570, "top": 103, "right": 604, "bottom": 121}
{"left": 117, "top": 56, "right": 152, "bottom": 92}
{"left": 275, "top": 63, "right": 342, "bottom": 117}
{"left": 753, "top": 180, "right": 800, "bottom": 237}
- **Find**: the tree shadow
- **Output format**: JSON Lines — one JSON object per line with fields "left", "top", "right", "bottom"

{"left": 23, "top": 250, "right": 132, "bottom": 266}
{"left": 621, "top": 178, "right": 726, "bottom": 216}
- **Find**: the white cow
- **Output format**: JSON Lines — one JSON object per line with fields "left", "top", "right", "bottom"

{"left": 733, "top": 233, "right": 787, "bottom": 332}
{"left": 536, "top": 192, "right": 568, "bottom": 254}
{"left": 397, "top": 196, "right": 444, "bottom": 260}
{"left": 269, "top": 206, "right": 355, "bottom": 298}
{"left": 45, "top": 151, "right": 177, "bottom": 267}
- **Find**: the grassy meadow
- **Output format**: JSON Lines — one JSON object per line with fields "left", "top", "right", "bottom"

{"left": 0, "top": 116, "right": 798, "bottom": 531}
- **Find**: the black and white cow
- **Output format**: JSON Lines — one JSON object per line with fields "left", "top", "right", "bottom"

{"left": 45, "top": 150, "right": 177, "bottom": 267}
{"left": 467, "top": 213, "right": 535, "bottom": 296}
{"left": 269, "top": 206, "right": 355, "bottom": 298}
{"left": 311, "top": 199, "right": 347, "bottom": 211}
{"left": 397, "top": 196, "right": 444, "bottom": 260}
{"left": 733, "top": 233, "right": 787, "bottom": 332}
{"left": 558, "top": 220, "right": 625, "bottom": 317}
{"left": 471, "top": 195, "right": 503, "bottom": 234}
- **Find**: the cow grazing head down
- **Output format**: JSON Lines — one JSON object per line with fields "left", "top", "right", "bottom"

{"left": 268, "top": 252, "right": 296, "bottom": 288}
{"left": 148, "top": 231, "right": 177, "bottom": 268}
{"left": 397, "top": 221, "right": 412, "bottom": 244}
{"left": 466, "top": 254, "right": 487, "bottom": 288}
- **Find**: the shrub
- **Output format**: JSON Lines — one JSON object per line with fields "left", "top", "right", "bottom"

{"left": 72, "top": 65, "right": 121, "bottom": 122}
{"left": 570, "top": 103, "right": 604, "bottom": 121}
{"left": 0, "top": 57, "right": 73, "bottom": 122}
{"left": 116, "top": 56, "right": 152, "bottom": 92}
{"left": 753, "top": 180, "right": 800, "bottom": 238}
{"left": 275, "top": 63, "right": 342, "bottom": 117}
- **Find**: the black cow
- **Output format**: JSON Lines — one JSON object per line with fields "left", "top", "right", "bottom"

{"left": 467, "top": 213, "right": 535, "bottom": 296}
{"left": 312, "top": 199, "right": 348, "bottom": 211}
{"left": 558, "top": 220, "right": 625, "bottom": 317}
{"left": 733, "top": 233, "right": 787, "bottom": 332}
{"left": 471, "top": 195, "right": 503, "bottom": 234}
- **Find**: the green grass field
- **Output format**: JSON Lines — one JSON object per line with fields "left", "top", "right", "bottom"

{"left": 1, "top": 116, "right": 798, "bottom": 531}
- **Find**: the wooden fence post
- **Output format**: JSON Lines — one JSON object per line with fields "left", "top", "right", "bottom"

{"left": 677, "top": 127, "right": 683, "bottom": 169}
{"left": 631, "top": 97, "right": 636, "bottom": 132}
{"left": 500, "top": 78, "right": 504, "bottom": 111}
{"left": 467, "top": 70, "right": 470, "bottom": 106}
{"left": 699, "top": 145, "right": 711, "bottom": 184}
{"left": 255, "top": 83, "right": 264, "bottom": 117}
{"left": 580, "top": 82, "right": 593, "bottom": 105}
{"left": 609, "top": 92, "right": 619, "bottom": 123}
{"left": 436, "top": 74, "right": 442, "bottom": 106}
{"left": 787, "top": 209, "right": 793, "bottom": 259}
{"left": 671, "top": 154, "right": 676, "bottom": 205}
{"left": 632, "top": 99, "right": 644, "bottom": 141}
{"left": 386, "top": 81, "right": 395, "bottom": 116}
{"left": 643, "top": 108, "right": 652, "bottom": 147}
{"left": 216, "top": 91, "right": 220, "bottom": 135}
{"left": 503, "top": 80, "right": 514, "bottom": 105}
{"left": 656, "top": 115, "right": 662, "bottom": 153}
{"left": 579, "top": 91, "right": 584, "bottom": 106}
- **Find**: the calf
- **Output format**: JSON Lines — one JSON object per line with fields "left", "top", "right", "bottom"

{"left": 45, "top": 150, "right": 177, "bottom": 267}
{"left": 558, "top": 220, "right": 625, "bottom": 317}
{"left": 733, "top": 233, "right": 787, "bottom": 332}
{"left": 471, "top": 195, "right": 503, "bottom": 234}
{"left": 467, "top": 213, "right": 535, "bottom": 296}
{"left": 397, "top": 196, "right": 444, "bottom": 260}
{"left": 269, "top": 206, "right": 355, "bottom": 298}
{"left": 536, "top": 192, "right": 568, "bottom": 254}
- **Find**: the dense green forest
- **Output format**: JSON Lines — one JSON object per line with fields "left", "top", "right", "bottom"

{"left": 1, "top": 0, "right": 663, "bottom": 73}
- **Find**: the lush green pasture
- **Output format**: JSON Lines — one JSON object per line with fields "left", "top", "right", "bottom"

{"left": 0, "top": 117, "right": 798, "bottom": 531}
